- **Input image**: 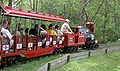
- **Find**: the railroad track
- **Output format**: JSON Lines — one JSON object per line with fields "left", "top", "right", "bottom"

{"left": 61, "top": 43, "right": 120, "bottom": 56}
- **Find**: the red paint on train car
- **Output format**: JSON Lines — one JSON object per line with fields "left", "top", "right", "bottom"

{"left": 2, "top": 6, "right": 68, "bottom": 23}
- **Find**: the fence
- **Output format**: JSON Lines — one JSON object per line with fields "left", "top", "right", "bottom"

{"left": 37, "top": 46, "right": 120, "bottom": 71}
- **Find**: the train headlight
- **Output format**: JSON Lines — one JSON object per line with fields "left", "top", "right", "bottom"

{"left": 95, "top": 40, "right": 98, "bottom": 44}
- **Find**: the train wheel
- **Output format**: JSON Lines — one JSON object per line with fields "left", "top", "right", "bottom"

{"left": 95, "top": 43, "right": 99, "bottom": 49}
{"left": 75, "top": 46, "right": 78, "bottom": 52}
{"left": 64, "top": 47, "right": 70, "bottom": 53}
{"left": 70, "top": 47, "right": 76, "bottom": 53}
{"left": 7, "top": 57, "right": 15, "bottom": 66}
{"left": 0, "top": 63, "right": 4, "bottom": 69}
{"left": 53, "top": 48, "right": 58, "bottom": 54}
{"left": 89, "top": 44, "right": 95, "bottom": 50}
{"left": 67, "top": 47, "right": 71, "bottom": 52}
{"left": 69, "top": 47, "right": 73, "bottom": 52}
{"left": 72, "top": 46, "right": 78, "bottom": 52}
{"left": 58, "top": 49, "right": 62, "bottom": 54}
{"left": 64, "top": 47, "right": 73, "bottom": 53}
{"left": 53, "top": 48, "right": 62, "bottom": 54}
{"left": 82, "top": 45, "right": 87, "bottom": 49}
{"left": 14, "top": 56, "right": 22, "bottom": 64}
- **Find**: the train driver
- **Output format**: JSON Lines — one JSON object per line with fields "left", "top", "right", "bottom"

{"left": 61, "top": 19, "right": 73, "bottom": 33}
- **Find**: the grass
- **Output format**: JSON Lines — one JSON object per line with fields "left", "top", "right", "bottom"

{"left": 0, "top": 55, "right": 59, "bottom": 71}
{"left": 107, "top": 41, "right": 120, "bottom": 45}
{"left": 54, "top": 52, "right": 120, "bottom": 71}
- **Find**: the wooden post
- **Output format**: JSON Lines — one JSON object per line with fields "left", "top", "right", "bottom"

{"left": 105, "top": 49, "right": 108, "bottom": 54}
{"left": 88, "top": 51, "right": 91, "bottom": 57}
{"left": 47, "top": 63, "right": 51, "bottom": 71}
{"left": 67, "top": 55, "right": 70, "bottom": 63}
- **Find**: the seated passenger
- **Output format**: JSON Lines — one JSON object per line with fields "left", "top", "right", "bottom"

{"left": 19, "top": 25, "right": 25, "bottom": 36}
{"left": 29, "top": 28, "right": 34, "bottom": 35}
{"left": 55, "top": 25, "right": 64, "bottom": 44}
{"left": 15, "top": 24, "right": 25, "bottom": 36}
{"left": 85, "top": 29, "right": 92, "bottom": 42}
{"left": 34, "top": 24, "right": 40, "bottom": 36}
{"left": 61, "top": 19, "right": 73, "bottom": 33}
{"left": 40, "top": 24, "right": 47, "bottom": 44}
{"left": 0, "top": 35, "right": 3, "bottom": 40}
{"left": 30, "top": 24, "right": 47, "bottom": 45}
{"left": 29, "top": 24, "right": 40, "bottom": 36}
{"left": 48, "top": 24, "right": 57, "bottom": 36}
{"left": 90, "top": 33, "right": 94, "bottom": 41}
{"left": 40, "top": 24, "right": 47, "bottom": 36}
{"left": 1, "top": 20, "right": 14, "bottom": 47}
{"left": 25, "top": 28, "right": 29, "bottom": 35}
{"left": 48, "top": 24, "right": 57, "bottom": 45}
{"left": 78, "top": 26, "right": 85, "bottom": 34}
{"left": 55, "top": 25, "right": 63, "bottom": 36}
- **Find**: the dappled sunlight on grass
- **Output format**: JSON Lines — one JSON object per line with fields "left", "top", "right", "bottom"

{"left": 54, "top": 52, "right": 120, "bottom": 71}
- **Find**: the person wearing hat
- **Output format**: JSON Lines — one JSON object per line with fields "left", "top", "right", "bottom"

{"left": 61, "top": 19, "right": 73, "bottom": 33}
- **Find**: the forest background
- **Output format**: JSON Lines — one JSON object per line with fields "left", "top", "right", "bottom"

{"left": 0, "top": 0, "right": 120, "bottom": 43}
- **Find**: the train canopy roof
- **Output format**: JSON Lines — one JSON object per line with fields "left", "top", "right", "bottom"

{"left": 1, "top": 6, "right": 68, "bottom": 23}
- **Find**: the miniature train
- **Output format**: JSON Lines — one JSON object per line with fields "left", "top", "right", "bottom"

{"left": 0, "top": 6, "right": 99, "bottom": 66}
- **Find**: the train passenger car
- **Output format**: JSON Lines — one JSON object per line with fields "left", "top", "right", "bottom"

{"left": 0, "top": 6, "right": 68, "bottom": 65}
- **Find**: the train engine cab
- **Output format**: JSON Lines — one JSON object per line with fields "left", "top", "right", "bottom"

{"left": 83, "top": 21, "right": 99, "bottom": 49}
{"left": 71, "top": 26, "right": 86, "bottom": 47}
{"left": 62, "top": 26, "right": 86, "bottom": 53}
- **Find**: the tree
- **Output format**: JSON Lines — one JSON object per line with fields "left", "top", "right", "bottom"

{"left": 8, "top": 0, "right": 12, "bottom": 28}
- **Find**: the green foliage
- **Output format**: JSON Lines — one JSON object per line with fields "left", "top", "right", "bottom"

{"left": 1, "top": 0, "right": 120, "bottom": 43}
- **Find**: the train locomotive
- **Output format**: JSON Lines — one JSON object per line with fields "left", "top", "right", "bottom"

{"left": 0, "top": 6, "right": 99, "bottom": 66}
{"left": 81, "top": 21, "right": 99, "bottom": 49}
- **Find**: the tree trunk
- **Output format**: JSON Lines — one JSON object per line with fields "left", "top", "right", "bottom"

{"left": 36, "top": 0, "right": 38, "bottom": 11}
{"left": 0, "top": 0, "right": 3, "bottom": 13}
{"left": 103, "top": 0, "right": 108, "bottom": 43}
{"left": 29, "top": 0, "right": 33, "bottom": 10}
{"left": 33, "top": 0, "right": 35, "bottom": 11}
{"left": 8, "top": 0, "right": 12, "bottom": 29}
{"left": 8, "top": 0, "right": 12, "bottom": 6}
{"left": 42, "top": 0, "right": 44, "bottom": 12}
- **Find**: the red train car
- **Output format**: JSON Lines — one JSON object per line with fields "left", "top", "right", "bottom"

{"left": 62, "top": 27, "right": 86, "bottom": 52}
{"left": 0, "top": 6, "right": 68, "bottom": 65}
{"left": 0, "top": 6, "right": 97, "bottom": 66}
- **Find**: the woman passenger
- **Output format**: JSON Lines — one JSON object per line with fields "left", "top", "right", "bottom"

{"left": 40, "top": 24, "right": 47, "bottom": 44}
{"left": 48, "top": 24, "right": 57, "bottom": 45}
{"left": 55, "top": 25, "right": 64, "bottom": 44}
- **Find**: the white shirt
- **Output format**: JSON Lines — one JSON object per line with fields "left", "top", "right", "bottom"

{"left": 61, "top": 22, "right": 71, "bottom": 32}
{"left": 56, "top": 29, "right": 63, "bottom": 36}
{"left": 90, "top": 34, "right": 94, "bottom": 40}
{"left": 1, "top": 27, "right": 13, "bottom": 39}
